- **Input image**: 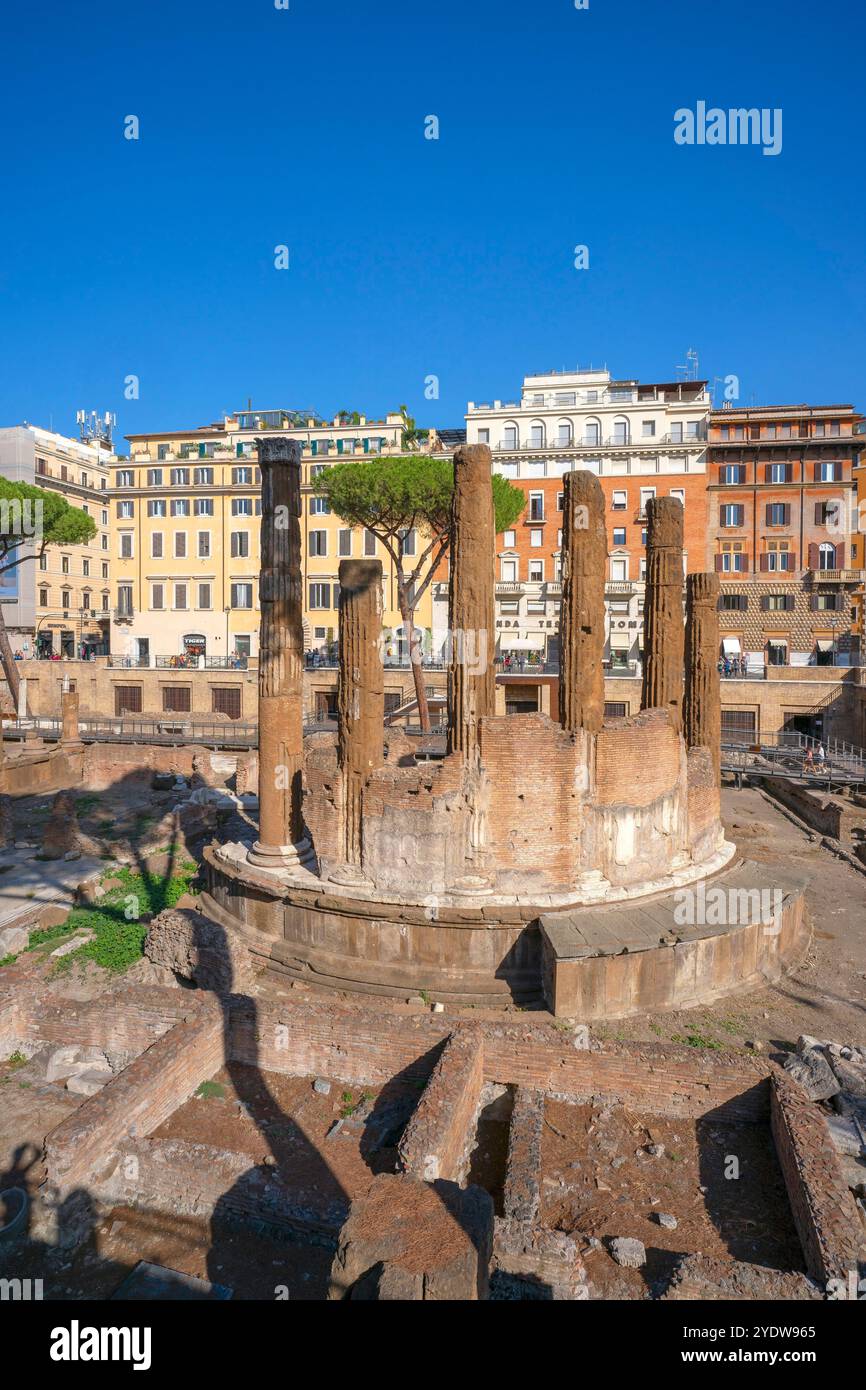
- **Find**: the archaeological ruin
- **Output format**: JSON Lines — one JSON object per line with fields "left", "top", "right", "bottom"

{"left": 0, "top": 438, "right": 863, "bottom": 1305}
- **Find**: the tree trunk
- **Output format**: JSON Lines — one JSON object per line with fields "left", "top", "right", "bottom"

{"left": 397, "top": 588, "right": 430, "bottom": 733}
{"left": 0, "top": 602, "right": 22, "bottom": 715}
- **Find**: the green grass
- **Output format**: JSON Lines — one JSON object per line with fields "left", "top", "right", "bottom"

{"left": 195, "top": 1080, "right": 225, "bottom": 1100}
{"left": 48, "top": 861, "right": 199, "bottom": 976}
{"left": 671, "top": 1030, "right": 723, "bottom": 1051}
{"left": 6, "top": 1050, "right": 26, "bottom": 1068}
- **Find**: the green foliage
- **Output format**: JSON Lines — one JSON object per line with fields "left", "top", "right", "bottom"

{"left": 47, "top": 861, "right": 199, "bottom": 976}
{"left": 196, "top": 1081, "right": 225, "bottom": 1100}
{"left": 0, "top": 476, "right": 96, "bottom": 573}
{"left": 6, "top": 1050, "right": 26, "bottom": 1067}
{"left": 671, "top": 1030, "right": 722, "bottom": 1050}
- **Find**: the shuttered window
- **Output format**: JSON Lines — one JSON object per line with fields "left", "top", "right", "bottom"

{"left": 212, "top": 688, "right": 241, "bottom": 720}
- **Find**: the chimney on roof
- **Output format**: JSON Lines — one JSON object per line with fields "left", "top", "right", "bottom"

{"left": 359, "top": 415, "right": 366, "bottom": 426}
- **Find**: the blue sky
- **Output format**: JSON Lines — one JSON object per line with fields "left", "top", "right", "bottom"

{"left": 0, "top": 0, "right": 863, "bottom": 452}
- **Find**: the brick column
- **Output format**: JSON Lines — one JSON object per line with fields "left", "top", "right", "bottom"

{"left": 558, "top": 470, "right": 606, "bottom": 735}
{"left": 337, "top": 558, "right": 384, "bottom": 869}
{"left": 248, "top": 437, "right": 315, "bottom": 871}
{"left": 641, "top": 496, "right": 685, "bottom": 732}
{"left": 684, "top": 572, "right": 721, "bottom": 782}
{"left": 447, "top": 444, "right": 496, "bottom": 762}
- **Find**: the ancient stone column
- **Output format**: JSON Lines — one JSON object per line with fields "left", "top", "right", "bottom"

{"left": 684, "top": 572, "right": 721, "bottom": 782}
{"left": 61, "top": 689, "right": 81, "bottom": 745}
{"left": 447, "top": 444, "right": 496, "bottom": 762}
{"left": 558, "top": 471, "right": 607, "bottom": 735}
{"left": 248, "top": 437, "right": 315, "bottom": 871}
{"left": 337, "top": 558, "right": 384, "bottom": 871}
{"left": 641, "top": 496, "right": 685, "bottom": 732}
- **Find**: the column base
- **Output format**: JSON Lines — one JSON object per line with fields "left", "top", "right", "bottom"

{"left": 247, "top": 836, "right": 317, "bottom": 872}
{"left": 328, "top": 863, "right": 371, "bottom": 888}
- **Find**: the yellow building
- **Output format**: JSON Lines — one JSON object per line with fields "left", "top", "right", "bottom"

{"left": 111, "top": 408, "right": 434, "bottom": 669}
{"left": 0, "top": 421, "right": 113, "bottom": 659}
{"left": 853, "top": 423, "right": 866, "bottom": 644}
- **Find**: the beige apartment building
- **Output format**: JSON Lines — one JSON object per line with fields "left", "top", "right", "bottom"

{"left": 112, "top": 409, "right": 436, "bottom": 697}
{"left": 0, "top": 422, "right": 112, "bottom": 661}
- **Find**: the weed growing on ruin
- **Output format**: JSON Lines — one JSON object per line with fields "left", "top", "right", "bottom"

{"left": 671, "top": 1030, "right": 722, "bottom": 1050}
{"left": 340, "top": 1090, "right": 372, "bottom": 1119}
{"left": 6, "top": 1050, "right": 26, "bottom": 1067}
{"left": 195, "top": 1081, "right": 225, "bottom": 1100}
{"left": 48, "top": 861, "right": 199, "bottom": 976}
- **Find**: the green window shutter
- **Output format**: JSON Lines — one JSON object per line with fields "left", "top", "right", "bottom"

{"left": 363, "top": 438, "right": 369, "bottom": 453}
{"left": 337, "top": 439, "right": 343, "bottom": 454}
{"left": 311, "top": 440, "right": 318, "bottom": 456}
{"left": 236, "top": 443, "right": 243, "bottom": 457}
{"left": 199, "top": 443, "right": 206, "bottom": 457}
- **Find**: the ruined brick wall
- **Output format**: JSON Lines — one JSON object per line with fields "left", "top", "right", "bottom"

{"left": 0, "top": 746, "right": 84, "bottom": 797}
{"left": 687, "top": 746, "right": 723, "bottom": 860}
{"left": 398, "top": 1028, "right": 485, "bottom": 1183}
{"left": 770, "top": 1069, "right": 865, "bottom": 1283}
{"left": 478, "top": 714, "right": 587, "bottom": 891}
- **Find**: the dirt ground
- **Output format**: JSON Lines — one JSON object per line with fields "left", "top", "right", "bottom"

{"left": 540, "top": 1098, "right": 804, "bottom": 1300}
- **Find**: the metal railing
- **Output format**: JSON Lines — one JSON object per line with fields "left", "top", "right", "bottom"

{"left": 3, "top": 716, "right": 258, "bottom": 748}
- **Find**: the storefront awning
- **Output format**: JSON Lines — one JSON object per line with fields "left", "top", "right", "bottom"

{"left": 608, "top": 632, "right": 632, "bottom": 650}
{"left": 815, "top": 640, "right": 835, "bottom": 653}
{"left": 722, "top": 638, "right": 741, "bottom": 654}
{"left": 499, "top": 635, "right": 545, "bottom": 652}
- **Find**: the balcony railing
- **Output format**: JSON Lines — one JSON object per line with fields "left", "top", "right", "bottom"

{"left": 113, "top": 607, "right": 134, "bottom": 622}
{"left": 494, "top": 431, "right": 705, "bottom": 452}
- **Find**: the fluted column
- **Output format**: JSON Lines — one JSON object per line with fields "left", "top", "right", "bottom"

{"left": 248, "top": 437, "right": 315, "bottom": 870}
{"left": 558, "top": 471, "right": 606, "bottom": 735}
{"left": 337, "top": 558, "right": 384, "bottom": 868}
{"left": 684, "top": 572, "right": 721, "bottom": 782}
{"left": 447, "top": 444, "right": 496, "bottom": 763}
{"left": 641, "top": 496, "right": 685, "bottom": 732}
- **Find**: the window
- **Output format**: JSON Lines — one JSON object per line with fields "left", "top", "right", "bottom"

{"left": 766, "top": 502, "right": 788, "bottom": 527}
{"left": 234, "top": 635, "right": 251, "bottom": 658}
{"left": 525, "top": 528, "right": 540, "bottom": 548}
{"left": 151, "top": 533, "right": 164, "bottom": 558}
{"left": 503, "top": 424, "right": 518, "bottom": 450}
{"left": 503, "top": 530, "right": 516, "bottom": 547}
{"left": 231, "top": 582, "right": 253, "bottom": 608}
{"left": 528, "top": 560, "right": 544, "bottom": 582}
{"left": 194, "top": 467, "right": 214, "bottom": 486}
{"left": 817, "top": 461, "right": 841, "bottom": 483}
{"left": 39, "top": 587, "right": 48, "bottom": 606}
{"left": 102, "top": 563, "right": 108, "bottom": 579}
{"left": 39, "top": 554, "right": 47, "bottom": 571}
{"left": 198, "top": 583, "right": 212, "bottom": 609}
{"left": 400, "top": 529, "right": 416, "bottom": 557}
{"left": 198, "top": 532, "right": 210, "bottom": 558}
{"left": 720, "top": 542, "right": 745, "bottom": 573}
{"left": 613, "top": 419, "right": 629, "bottom": 445}
{"left": 61, "top": 589, "right": 71, "bottom": 609}
{"left": 721, "top": 710, "right": 756, "bottom": 744}
{"left": 815, "top": 500, "right": 840, "bottom": 527}
{"left": 768, "top": 462, "right": 789, "bottom": 484}
{"left": 119, "top": 531, "right": 134, "bottom": 558}
{"left": 611, "top": 490, "right": 627, "bottom": 511}
{"left": 639, "top": 487, "right": 655, "bottom": 516}
{"left": 157, "top": 445, "right": 170, "bottom": 460}
{"left": 147, "top": 468, "right": 163, "bottom": 486}
{"left": 813, "top": 592, "right": 838, "bottom": 611}
{"left": 117, "top": 585, "right": 134, "bottom": 615}
{"left": 670, "top": 423, "right": 683, "bottom": 443}
{"left": 114, "top": 686, "right": 142, "bottom": 716}
{"left": 501, "top": 559, "right": 518, "bottom": 583}
{"left": 721, "top": 593, "right": 748, "bottom": 611}
{"left": 117, "top": 500, "right": 134, "bottom": 519}
{"left": 117, "top": 470, "right": 134, "bottom": 487}
{"left": 230, "top": 532, "right": 249, "bottom": 559}
{"left": 148, "top": 499, "right": 167, "bottom": 517}
{"left": 338, "top": 529, "right": 352, "bottom": 557}
{"left": 174, "top": 532, "right": 187, "bottom": 558}
{"left": 308, "top": 582, "right": 330, "bottom": 609}
{"left": 151, "top": 584, "right": 164, "bottom": 610}
{"left": 641, "top": 420, "right": 656, "bottom": 438}
{"left": 195, "top": 498, "right": 214, "bottom": 516}
{"left": 171, "top": 498, "right": 190, "bottom": 517}
{"left": 557, "top": 421, "right": 572, "bottom": 446}
{"left": 170, "top": 468, "right": 190, "bottom": 486}
{"left": 529, "top": 423, "right": 545, "bottom": 448}
{"left": 765, "top": 540, "right": 791, "bottom": 572}
{"left": 720, "top": 504, "right": 744, "bottom": 527}
{"left": 583, "top": 420, "right": 600, "bottom": 446}
{"left": 101, "top": 534, "right": 108, "bottom": 550}
{"left": 669, "top": 488, "right": 685, "bottom": 510}
{"left": 364, "top": 530, "right": 376, "bottom": 556}
{"left": 720, "top": 464, "right": 746, "bottom": 484}
{"left": 309, "top": 496, "right": 331, "bottom": 515}
{"left": 529, "top": 492, "right": 544, "bottom": 521}
{"left": 174, "top": 584, "right": 188, "bottom": 610}
{"left": 61, "top": 555, "right": 70, "bottom": 574}
{"left": 477, "top": 429, "right": 489, "bottom": 444}
{"left": 765, "top": 594, "right": 790, "bottom": 611}
{"left": 818, "top": 542, "right": 836, "bottom": 571}
{"left": 232, "top": 467, "right": 253, "bottom": 485}
{"left": 767, "top": 640, "right": 788, "bottom": 667}
{"left": 82, "top": 559, "right": 90, "bottom": 577}
{"left": 162, "top": 686, "right": 191, "bottom": 713}
{"left": 232, "top": 498, "right": 253, "bottom": 516}
{"left": 612, "top": 527, "right": 626, "bottom": 545}
{"left": 610, "top": 557, "right": 628, "bottom": 581}
{"left": 212, "top": 687, "right": 241, "bottom": 720}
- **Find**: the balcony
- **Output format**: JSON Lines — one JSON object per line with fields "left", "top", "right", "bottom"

{"left": 113, "top": 608, "right": 134, "bottom": 623}
{"left": 495, "top": 582, "right": 525, "bottom": 596}
{"left": 809, "top": 568, "right": 864, "bottom": 584}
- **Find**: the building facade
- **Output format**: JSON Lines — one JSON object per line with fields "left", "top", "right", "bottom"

{"left": 707, "top": 403, "right": 863, "bottom": 680}
{"left": 436, "top": 368, "right": 711, "bottom": 682}
{"left": 0, "top": 423, "right": 112, "bottom": 660}
{"left": 112, "top": 408, "right": 435, "bottom": 683}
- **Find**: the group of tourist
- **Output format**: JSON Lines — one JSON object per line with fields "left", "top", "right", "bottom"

{"left": 718, "top": 653, "right": 748, "bottom": 678}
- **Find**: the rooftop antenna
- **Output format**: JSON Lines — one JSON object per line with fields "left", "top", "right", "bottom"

{"left": 77, "top": 409, "right": 116, "bottom": 448}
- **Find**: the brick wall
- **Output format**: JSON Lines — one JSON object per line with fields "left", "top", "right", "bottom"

{"left": 398, "top": 1028, "right": 485, "bottom": 1183}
